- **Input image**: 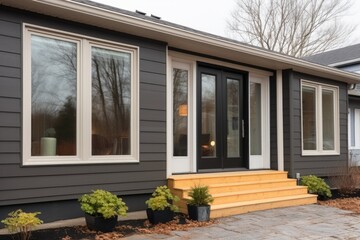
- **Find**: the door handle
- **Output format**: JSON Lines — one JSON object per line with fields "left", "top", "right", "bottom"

{"left": 242, "top": 119, "right": 245, "bottom": 138}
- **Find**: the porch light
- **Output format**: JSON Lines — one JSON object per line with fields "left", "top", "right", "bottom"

{"left": 210, "top": 140, "right": 215, "bottom": 147}
{"left": 296, "top": 173, "right": 301, "bottom": 185}
{"left": 179, "top": 104, "right": 188, "bottom": 116}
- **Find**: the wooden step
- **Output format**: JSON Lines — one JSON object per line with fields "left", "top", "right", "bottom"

{"left": 169, "top": 170, "right": 288, "bottom": 188}
{"left": 180, "top": 186, "right": 308, "bottom": 206}
{"left": 173, "top": 178, "right": 297, "bottom": 198}
{"left": 209, "top": 194, "right": 317, "bottom": 218}
{"left": 168, "top": 170, "right": 317, "bottom": 218}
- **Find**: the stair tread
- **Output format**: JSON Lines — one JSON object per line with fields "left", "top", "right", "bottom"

{"left": 210, "top": 194, "right": 317, "bottom": 210}
{"left": 173, "top": 178, "right": 296, "bottom": 191}
{"left": 168, "top": 170, "right": 287, "bottom": 180}
{"left": 181, "top": 186, "right": 308, "bottom": 199}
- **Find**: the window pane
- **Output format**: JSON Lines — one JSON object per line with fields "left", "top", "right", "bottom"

{"left": 201, "top": 74, "right": 216, "bottom": 157}
{"left": 322, "top": 90, "right": 335, "bottom": 150}
{"left": 302, "top": 86, "right": 317, "bottom": 150}
{"left": 92, "top": 47, "right": 131, "bottom": 155}
{"left": 31, "top": 35, "right": 77, "bottom": 156}
{"left": 250, "top": 82, "right": 262, "bottom": 155}
{"left": 173, "top": 68, "right": 188, "bottom": 156}
{"left": 227, "top": 79, "right": 240, "bottom": 158}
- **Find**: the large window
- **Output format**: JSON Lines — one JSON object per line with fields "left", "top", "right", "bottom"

{"left": 301, "top": 81, "right": 339, "bottom": 155}
{"left": 23, "top": 25, "right": 138, "bottom": 165}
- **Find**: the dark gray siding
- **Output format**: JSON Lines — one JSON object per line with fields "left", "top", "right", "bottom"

{"left": 0, "top": 7, "right": 167, "bottom": 207}
{"left": 282, "top": 69, "right": 348, "bottom": 177}
{"left": 282, "top": 70, "right": 293, "bottom": 176}
{"left": 270, "top": 75, "right": 278, "bottom": 169}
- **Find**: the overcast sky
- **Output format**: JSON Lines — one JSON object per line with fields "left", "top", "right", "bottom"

{"left": 92, "top": 0, "right": 360, "bottom": 46}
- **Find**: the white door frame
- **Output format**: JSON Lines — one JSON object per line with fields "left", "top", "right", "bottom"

{"left": 249, "top": 73, "right": 270, "bottom": 169}
{"left": 166, "top": 56, "right": 197, "bottom": 176}
{"left": 166, "top": 51, "right": 273, "bottom": 176}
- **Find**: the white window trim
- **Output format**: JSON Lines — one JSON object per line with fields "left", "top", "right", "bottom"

{"left": 301, "top": 80, "right": 340, "bottom": 156}
{"left": 349, "top": 109, "right": 360, "bottom": 150}
{"left": 23, "top": 24, "right": 139, "bottom": 165}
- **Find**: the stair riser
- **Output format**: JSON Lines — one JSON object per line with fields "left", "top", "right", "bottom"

{"left": 210, "top": 197, "right": 317, "bottom": 218}
{"left": 177, "top": 188, "right": 308, "bottom": 207}
{"left": 211, "top": 188, "right": 308, "bottom": 205}
{"left": 169, "top": 173, "right": 288, "bottom": 188}
{"left": 209, "top": 180, "right": 297, "bottom": 194}
{"left": 174, "top": 180, "right": 298, "bottom": 198}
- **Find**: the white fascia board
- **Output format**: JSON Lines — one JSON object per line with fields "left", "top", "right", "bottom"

{"left": 4, "top": 0, "right": 360, "bottom": 83}
{"left": 329, "top": 58, "right": 360, "bottom": 67}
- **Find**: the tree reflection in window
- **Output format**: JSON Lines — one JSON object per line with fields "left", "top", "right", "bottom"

{"left": 31, "top": 35, "right": 77, "bottom": 156}
{"left": 173, "top": 68, "right": 188, "bottom": 156}
{"left": 91, "top": 47, "right": 131, "bottom": 155}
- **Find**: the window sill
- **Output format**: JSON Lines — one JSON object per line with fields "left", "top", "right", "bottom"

{"left": 22, "top": 156, "right": 139, "bottom": 166}
{"left": 301, "top": 151, "right": 340, "bottom": 156}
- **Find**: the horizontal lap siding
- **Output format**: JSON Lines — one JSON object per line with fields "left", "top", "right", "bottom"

{"left": 284, "top": 70, "right": 348, "bottom": 177}
{"left": 0, "top": 7, "right": 167, "bottom": 206}
{"left": 282, "top": 70, "right": 292, "bottom": 175}
{"left": 270, "top": 75, "right": 278, "bottom": 169}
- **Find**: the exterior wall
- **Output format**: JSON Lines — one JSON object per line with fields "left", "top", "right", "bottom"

{"left": 282, "top": 70, "right": 293, "bottom": 175}
{"left": 0, "top": 6, "right": 167, "bottom": 221}
{"left": 270, "top": 75, "right": 278, "bottom": 169}
{"left": 282, "top": 70, "right": 348, "bottom": 177}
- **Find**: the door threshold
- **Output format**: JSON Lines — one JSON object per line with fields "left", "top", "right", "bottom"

{"left": 197, "top": 168, "right": 248, "bottom": 173}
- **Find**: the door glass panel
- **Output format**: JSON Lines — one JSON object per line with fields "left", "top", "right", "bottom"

{"left": 250, "top": 82, "right": 262, "bottom": 155}
{"left": 173, "top": 68, "right": 188, "bottom": 156}
{"left": 302, "top": 86, "right": 317, "bottom": 150}
{"left": 91, "top": 47, "right": 131, "bottom": 155}
{"left": 201, "top": 74, "right": 216, "bottom": 157}
{"left": 227, "top": 79, "right": 240, "bottom": 158}
{"left": 322, "top": 89, "right": 335, "bottom": 150}
{"left": 31, "top": 35, "right": 77, "bottom": 156}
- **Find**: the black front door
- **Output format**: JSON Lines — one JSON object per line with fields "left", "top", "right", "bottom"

{"left": 197, "top": 64, "right": 248, "bottom": 170}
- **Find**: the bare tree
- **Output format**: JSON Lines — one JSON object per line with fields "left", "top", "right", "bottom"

{"left": 227, "top": 0, "right": 355, "bottom": 57}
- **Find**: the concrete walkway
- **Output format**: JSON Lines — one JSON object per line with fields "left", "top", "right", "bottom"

{"left": 125, "top": 205, "right": 360, "bottom": 240}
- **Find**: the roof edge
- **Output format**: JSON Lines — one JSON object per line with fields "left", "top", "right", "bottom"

{"left": 2, "top": 0, "right": 360, "bottom": 83}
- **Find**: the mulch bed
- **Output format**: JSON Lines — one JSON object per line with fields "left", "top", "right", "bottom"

{"left": 318, "top": 189, "right": 360, "bottom": 214}
{"left": 0, "top": 215, "right": 216, "bottom": 240}
{"left": 318, "top": 197, "right": 360, "bottom": 214}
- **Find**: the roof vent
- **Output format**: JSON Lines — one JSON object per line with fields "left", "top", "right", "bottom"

{"left": 135, "top": 10, "right": 146, "bottom": 16}
{"left": 151, "top": 14, "right": 161, "bottom": 20}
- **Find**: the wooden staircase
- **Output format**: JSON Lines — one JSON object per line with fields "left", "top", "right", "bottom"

{"left": 168, "top": 170, "right": 317, "bottom": 218}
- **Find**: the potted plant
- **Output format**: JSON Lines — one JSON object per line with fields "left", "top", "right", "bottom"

{"left": 79, "top": 189, "right": 128, "bottom": 232}
{"left": 40, "top": 128, "right": 57, "bottom": 156}
{"left": 187, "top": 185, "right": 214, "bottom": 222}
{"left": 145, "top": 185, "right": 179, "bottom": 224}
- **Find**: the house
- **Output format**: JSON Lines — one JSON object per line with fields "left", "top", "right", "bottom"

{"left": 305, "top": 44, "right": 360, "bottom": 166}
{"left": 1, "top": 0, "right": 360, "bottom": 223}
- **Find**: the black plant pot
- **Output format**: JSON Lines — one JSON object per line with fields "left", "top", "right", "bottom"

{"left": 85, "top": 214, "right": 117, "bottom": 232}
{"left": 146, "top": 208, "right": 174, "bottom": 224}
{"left": 187, "top": 204, "right": 211, "bottom": 222}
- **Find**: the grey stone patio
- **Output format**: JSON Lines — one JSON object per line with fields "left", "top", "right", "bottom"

{"left": 124, "top": 205, "right": 360, "bottom": 239}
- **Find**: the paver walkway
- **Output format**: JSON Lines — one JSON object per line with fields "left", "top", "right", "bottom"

{"left": 125, "top": 205, "right": 360, "bottom": 240}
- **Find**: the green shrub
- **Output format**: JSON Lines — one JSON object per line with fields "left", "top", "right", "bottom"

{"left": 79, "top": 190, "right": 128, "bottom": 218}
{"left": 187, "top": 185, "right": 214, "bottom": 206}
{"left": 301, "top": 175, "right": 332, "bottom": 198}
{"left": 145, "top": 185, "right": 179, "bottom": 211}
{"left": 1, "top": 209, "right": 43, "bottom": 240}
